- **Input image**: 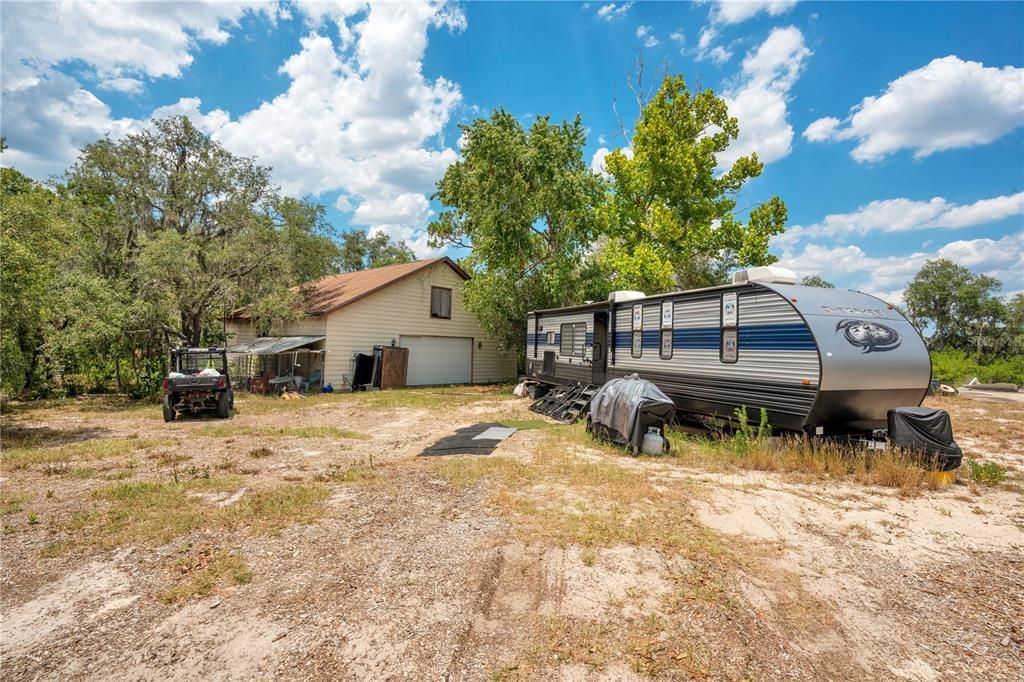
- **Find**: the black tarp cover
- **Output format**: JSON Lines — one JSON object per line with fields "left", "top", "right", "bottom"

{"left": 887, "top": 407, "right": 962, "bottom": 471}
{"left": 587, "top": 374, "right": 675, "bottom": 453}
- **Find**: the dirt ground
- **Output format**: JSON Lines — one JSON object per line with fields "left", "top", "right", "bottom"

{"left": 1, "top": 388, "right": 1022, "bottom": 681}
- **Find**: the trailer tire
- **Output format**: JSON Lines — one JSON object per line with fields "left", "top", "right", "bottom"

{"left": 216, "top": 391, "right": 231, "bottom": 419}
{"left": 162, "top": 395, "right": 176, "bottom": 423}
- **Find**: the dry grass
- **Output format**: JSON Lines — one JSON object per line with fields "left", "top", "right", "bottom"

{"left": 436, "top": 425, "right": 720, "bottom": 555}
{"left": 354, "top": 384, "right": 516, "bottom": 410}
{"left": 158, "top": 546, "right": 253, "bottom": 604}
{"left": 311, "top": 464, "right": 375, "bottom": 483}
{"left": 229, "top": 392, "right": 351, "bottom": 416}
{"left": 47, "top": 479, "right": 331, "bottom": 553}
{"left": 2, "top": 437, "right": 171, "bottom": 471}
{"left": 666, "top": 431, "right": 936, "bottom": 495}
{"left": 193, "top": 424, "right": 369, "bottom": 440}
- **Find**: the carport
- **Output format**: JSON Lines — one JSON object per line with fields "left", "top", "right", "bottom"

{"left": 226, "top": 336, "right": 326, "bottom": 393}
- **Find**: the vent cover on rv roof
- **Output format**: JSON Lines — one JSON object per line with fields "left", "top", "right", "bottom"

{"left": 731, "top": 266, "right": 797, "bottom": 285}
{"left": 608, "top": 290, "right": 646, "bottom": 302}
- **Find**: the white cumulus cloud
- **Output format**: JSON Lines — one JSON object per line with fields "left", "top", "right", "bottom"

{"left": 804, "top": 56, "right": 1024, "bottom": 162}
{"left": 774, "top": 191, "right": 1024, "bottom": 246}
{"left": 635, "top": 25, "right": 659, "bottom": 48}
{"left": 775, "top": 232, "right": 1024, "bottom": 305}
{"left": 711, "top": 0, "right": 798, "bottom": 25}
{"left": 717, "top": 26, "right": 811, "bottom": 169}
{"left": 596, "top": 3, "right": 633, "bottom": 21}
{"left": 0, "top": 1, "right": 269, "bottom": 178}
{"left": 695, "top": 26, "right": 732, "bottom": 64}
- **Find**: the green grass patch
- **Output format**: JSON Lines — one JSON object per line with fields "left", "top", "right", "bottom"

{"left": 159, "top": 548, "right": 253, "bottom": 604}
{"left": 2, "top": 437, "right": 171, "bottom": 470}
{"left": 1, "top": 491, "right": 30, "bottom": 515}
{"left": 194, "top": 424, "right": 369, "bottom": 440}
{"left": 966, "top": 458, "right": 1006, "bottom": 486}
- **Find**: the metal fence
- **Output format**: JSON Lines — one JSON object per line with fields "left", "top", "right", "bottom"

{"left": 227, "top": 350, "right": 325, "bottom": 394}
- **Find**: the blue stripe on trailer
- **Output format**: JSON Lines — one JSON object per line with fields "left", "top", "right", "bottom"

{"left": 613, "top": 323, "right": 815, "bottom": 351}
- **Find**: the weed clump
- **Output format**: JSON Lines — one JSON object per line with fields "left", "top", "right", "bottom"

{"left": 159, "top": 547, "right": 252, "bottom": 604}
{"left": 966, "top": 458, "right": 1005, "bottom": 486}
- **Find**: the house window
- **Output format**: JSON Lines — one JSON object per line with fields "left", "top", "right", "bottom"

{"left": 431, "top": 287, "right": 452, "bottom": 319}
{"left": 721, "top": 328, "right": 738, "bottom": 363}
{"left": 560, "top": 322, "right": 586, "bottom": 357}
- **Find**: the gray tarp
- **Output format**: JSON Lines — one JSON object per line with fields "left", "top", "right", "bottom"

{"left": 587, "top": 374, "right": 675, "bottom": 452}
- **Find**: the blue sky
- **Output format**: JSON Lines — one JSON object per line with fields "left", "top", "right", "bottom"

{"left": 2, "top": 1, "right": 1022, "bottom": 302}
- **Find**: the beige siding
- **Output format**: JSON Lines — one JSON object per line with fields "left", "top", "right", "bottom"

{"left": 322, "top": 263, "right": 516, "bottom": 387}
{"left": 225, "top": 316, "right": 326, "bottom": 347}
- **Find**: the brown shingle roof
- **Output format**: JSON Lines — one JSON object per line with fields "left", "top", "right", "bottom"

{"left": 232, "top": 257, "right": 469, "bottom": 319}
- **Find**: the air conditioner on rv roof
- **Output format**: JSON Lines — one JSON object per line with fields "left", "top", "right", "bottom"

{"left": 608, "top": 290, "right": 646, "bottom": 302}
{"left": 731, "top": 266, "right": 797, "bottom": 285}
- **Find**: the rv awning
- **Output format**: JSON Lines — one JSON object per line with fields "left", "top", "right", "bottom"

{"left": 226, "top": 336, "right": 325, "bottom": 355}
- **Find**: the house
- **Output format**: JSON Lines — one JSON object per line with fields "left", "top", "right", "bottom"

{"left": 226, "top": 257, "right": 516, "bottom": 389}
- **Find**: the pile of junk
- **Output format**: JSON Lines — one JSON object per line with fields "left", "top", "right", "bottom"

{"left": 519, "top": 374, "right": 963, "bottom": 475}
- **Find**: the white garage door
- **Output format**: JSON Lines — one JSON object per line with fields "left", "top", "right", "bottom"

{"left": 401, "top": 335, "right": 472, "bottom": 386}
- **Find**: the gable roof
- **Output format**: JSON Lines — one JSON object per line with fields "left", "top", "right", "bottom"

{"left": 232, "top": 257, "right": 469, "bottom": 319}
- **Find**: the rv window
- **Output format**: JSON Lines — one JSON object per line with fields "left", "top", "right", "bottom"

{"left": 632, "top": 330, "right": 642, "bottom": 358}
{"left": 560, "top": 322, "right": 587, "bottom": 357}
{"left": 721, "top": 328, "right": 738, "bottom": 363}
{"left": 546, "top": 331, "right": 555, "bottom": 345}
{"left": 660, "top": 330, "right": 673, "bottom": 360}
{"left": 430, "top": 287, "right": 452, "bottom": 319}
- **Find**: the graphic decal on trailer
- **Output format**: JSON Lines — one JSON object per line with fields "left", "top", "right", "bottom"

{"left": 835, "top": 319, "right": 901, "bottom": 353}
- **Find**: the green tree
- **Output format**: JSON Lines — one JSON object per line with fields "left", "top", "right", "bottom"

{"left": 0, "top": 167, "right": 66, "bottom": 394}
{"left": 904, "top": 259, "right": 1005, "bottom": 351}
{"left": 64, "top": 116, "right": 338, "bottom": 348}
{"left": 598, "top": 75, "right": 788, "bottom": 292}
{"left": 799, "top": 275, "right": 835, "bottom": 288}
{"left": 999, "top": 293, "right": 1024, "bottom": 354}
{"left": 428, "top": 110, "right": 605, "bottom": 354}
{"left": 336, "top": 229, "right": 415, "bottom": 272}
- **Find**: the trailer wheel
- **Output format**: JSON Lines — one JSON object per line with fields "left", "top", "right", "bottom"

{"left": 162, "top": 395, "right": 176, "bottom": 423}
{"left": 216, "top": 391, "right": 231, "bottom": 419}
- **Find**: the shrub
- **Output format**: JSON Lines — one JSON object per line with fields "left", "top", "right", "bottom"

{"left": 930, "top": 349, "right": 1024, "bottom": 386}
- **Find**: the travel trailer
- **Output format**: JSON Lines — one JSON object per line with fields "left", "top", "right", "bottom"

{"left": 524, "top": 267, "right": 931, "bottom": 435}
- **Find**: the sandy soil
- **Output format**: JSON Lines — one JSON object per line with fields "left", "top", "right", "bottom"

{"left": 1, "top": 389, "right": 1022, "bottom": 680}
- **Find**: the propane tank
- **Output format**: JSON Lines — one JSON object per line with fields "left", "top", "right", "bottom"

{"left": 641, "top": 427, "right": 665, "bottom": 455}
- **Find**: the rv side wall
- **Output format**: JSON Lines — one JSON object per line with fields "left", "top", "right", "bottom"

{"left": 608, "top": 288, "right": 820, "bottom": 429}
{"left": 525, "top": 310, "right": 596, "bottom": 384}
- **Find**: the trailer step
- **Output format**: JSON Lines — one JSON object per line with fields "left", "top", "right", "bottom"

{"left": 530, "top": 383, "right": 599, "bottom": 424}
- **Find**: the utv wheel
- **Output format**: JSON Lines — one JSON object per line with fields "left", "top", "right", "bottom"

{"left": 162, "top": 395, "right": 176, "bottom": 423}
{"left": 216, "top": 391, "right": 231, "bottom": 419}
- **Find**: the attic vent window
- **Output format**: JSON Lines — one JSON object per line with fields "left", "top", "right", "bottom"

{"left": 431, "top": 287, "right": 452, "bottom": 319}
